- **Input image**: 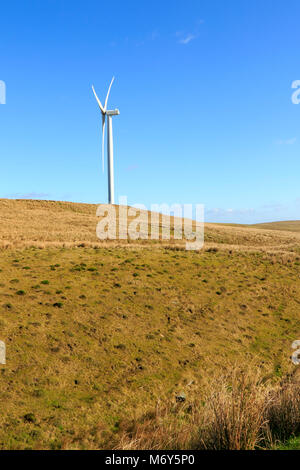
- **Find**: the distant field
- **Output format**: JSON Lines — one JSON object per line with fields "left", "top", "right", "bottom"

{"left": 216, "top": 220, "right": 300, "bottom": 233}
{"left": 252, "top": 220, "right": 300, "bottom": 232}
{"left": 0, "top": 199, "right": 300, "bottom": 449}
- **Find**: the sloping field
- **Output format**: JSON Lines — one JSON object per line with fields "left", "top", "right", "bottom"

{"left": 1, "top": 199, "right": 300, "bottom": 257}
{"left": 0, "top": 199, "right": 300, "bottom": 449}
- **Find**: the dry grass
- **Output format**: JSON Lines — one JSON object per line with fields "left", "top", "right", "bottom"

{"left": 1, "top": 199, "right": 300, "bottom": 258}
{"left": 215, "top": 220, "right": 300, "bottom": 233}
{"left": 251, "top": 221, "right": 300, "bottom": 233}
{"left": 264, "top": 379, "right": 300, "bottom": 444}
{"left": 197, "top": 368, "right": 269, "bottom": 450}
{"left": 112, "top": 367, "right": 300, "bottom": 450}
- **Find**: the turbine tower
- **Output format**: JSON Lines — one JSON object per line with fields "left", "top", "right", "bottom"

{"left": 92, "top": 77, "right": 120, "bottom": 204}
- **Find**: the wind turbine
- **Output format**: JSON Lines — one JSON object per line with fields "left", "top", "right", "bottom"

{"left": 92, "top": 77, "right": 120, "bottom": 204}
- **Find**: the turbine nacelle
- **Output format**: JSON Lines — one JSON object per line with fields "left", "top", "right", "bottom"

{"left": 106, "top": 109, "right": 120, "bottom": 116}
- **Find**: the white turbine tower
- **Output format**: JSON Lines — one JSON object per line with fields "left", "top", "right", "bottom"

{"left": 92, "top": 77, "right": 120, "bottom": 204}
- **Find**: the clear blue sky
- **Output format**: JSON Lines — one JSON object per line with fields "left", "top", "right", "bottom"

{"left": 1, "top": 0, "right": 300, "bottom": 223}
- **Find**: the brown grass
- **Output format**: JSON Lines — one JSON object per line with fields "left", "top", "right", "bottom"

{"left": 112, "top": 367, "right": 300, "bottom": 450}
{"left": 1, "top": 199, "right": 300, "bottom": 258}
{"left": 197, "top": 368, "right": 269, "bottom": 450}
{"left": 264, "top": 379, "right": 300, "bottom": 444}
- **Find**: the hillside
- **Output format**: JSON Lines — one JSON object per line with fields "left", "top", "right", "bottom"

{"left": 217, "top": 220, "right": 300, "bottom": 233}
{"left": 251, "top": 220, "right": 300, "bottom": 232}
{"left": 1, "top": 199, "right": 300, "bottom": 257}
{"left": 0, "top": 199, "right": 300, "bottom": 449}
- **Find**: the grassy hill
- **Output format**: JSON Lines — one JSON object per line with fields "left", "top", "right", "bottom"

{"left": 216, "top": 220, "right": 300, "bottom": 233}
{"left": 251, "top": 220, "right": 300, "bottom": 232}
{"left": 0, "top": 199, "right": 300, "bottom": 449}
{"left": 1, "top": 199, "right": 300, "bottom": 254}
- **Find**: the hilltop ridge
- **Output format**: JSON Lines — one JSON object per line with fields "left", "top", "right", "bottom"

{"left": 0, "top": 199, "right": 300, "bottom": 258}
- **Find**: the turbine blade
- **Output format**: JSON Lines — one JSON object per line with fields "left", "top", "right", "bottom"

{"left": 101, "top": 114, "right": 105, "bottom": 173}
{"left": 104, "top": 77, "right": 115, "bottom": 111}
{"left": 92, "top": 85, "right": 105, "bottom": 113}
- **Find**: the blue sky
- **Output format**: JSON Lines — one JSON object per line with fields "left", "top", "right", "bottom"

{"left": 1, "top": 0, "right": 300, "bottom": 223}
